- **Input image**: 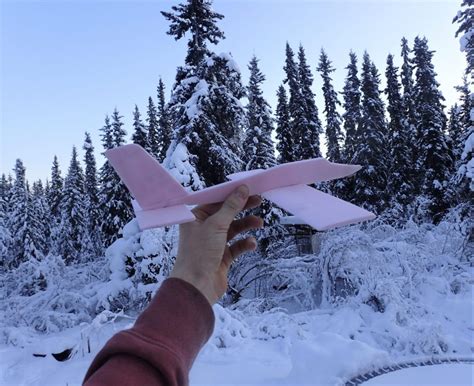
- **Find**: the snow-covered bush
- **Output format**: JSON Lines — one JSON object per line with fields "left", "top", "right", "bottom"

{"left": 93, "top": 219, "right": 178, "bottom": 313}
{"left": 0, "top": 219, "right": 179, "bottom": 340}
{"left": 231, "top": 216, "right": 471, "bottom": 356}
{"left": 0, "top": 253, "right": 108, "bottom": 337}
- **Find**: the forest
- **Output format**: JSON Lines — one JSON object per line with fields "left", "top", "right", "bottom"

{"left": 0, "top": 0, "right": 472, "bottom": 384}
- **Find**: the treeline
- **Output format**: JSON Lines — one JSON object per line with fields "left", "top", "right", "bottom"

{"left": 0, "top": 0, "right": 472, "bottom": 272}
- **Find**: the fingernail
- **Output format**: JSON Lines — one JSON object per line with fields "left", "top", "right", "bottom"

{"left": 250, "top": 238, "right": 257, "bottom": 249}
{"left": 236, "top": 185, "right": 249, "bottom": 200}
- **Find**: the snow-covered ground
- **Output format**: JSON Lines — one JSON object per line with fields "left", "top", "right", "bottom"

{"left": 1, "top": 278, "right": 472, "bottom": 386}
{"left": 1, "top": 219, "right": 472, "bottom": 385}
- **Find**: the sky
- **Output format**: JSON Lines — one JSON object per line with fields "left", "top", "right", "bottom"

{"left": 1, "top": 0, "right": 467, "bottom": 182}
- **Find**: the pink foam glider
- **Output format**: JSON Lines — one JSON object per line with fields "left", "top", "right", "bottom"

{"left": 105, "top": 144, "right": 376, "bottom": 231}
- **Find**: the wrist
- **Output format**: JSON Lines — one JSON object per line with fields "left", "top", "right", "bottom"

{"left": 169, "top": 269, "right": 216, "bottom": 305}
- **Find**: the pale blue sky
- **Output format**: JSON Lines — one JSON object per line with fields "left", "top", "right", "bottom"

{"left": 1, "top": 0, "right": 466, "bottom": 182}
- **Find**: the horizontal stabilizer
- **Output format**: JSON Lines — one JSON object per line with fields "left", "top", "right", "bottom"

{"left": 134, "top": 204, "right": 195, "bottom": 230}
{"left": 263, "top": 185, "right": 375, "bottom": 231}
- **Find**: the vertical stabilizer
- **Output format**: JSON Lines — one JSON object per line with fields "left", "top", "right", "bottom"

{"left": 105, "top": 144, "right": 188, "bottom": 209}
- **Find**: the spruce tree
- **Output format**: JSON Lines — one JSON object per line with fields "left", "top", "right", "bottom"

{"left": 157, "top": 78, "right": 172, "bottom": 162}
{"left": 341, "top": 51, "right": 362, "bottom": 164}
{"left": 100, "top": 115, "right": 113, "bottom": 149}
{"left": 275, "top": 85, "right": 294, "bottom": 163}
{"left": 0, "top": 174, "right": 12, "bottom": 215}
{"left": 244, "top": 56, "right": 280, "bottom": 251}
{"left": 283, "top": 43, "right": 304, "bottom": 160}
{"left": 448, "top": 104, "right": 464, "bottom": 162}
{"left": 453, "top": 1, "right": 474, "bottom": 192}
{"left": 385, "top": 54, "right": 414, "bottom": 213}
{"left": 7, "top": 160, "right": 29, "bottom": 267}
{"left": 317, "top": 49, "right": 343, "bottom": 163}
{"left": 31, "top": 180, "right": 49, "bottom": 256}
{"left": 47, "top": 156, "right": 63, "bottom": 255}
{"left": 83, "top": 132, "right": 102, "bottom": 258}
{"left": 244, "top": 56, "right": 277, "bottom": 171}
{"left": 111, "top": 108, "right": 127, "bottom": 147}
{"left": 455, "top": 76, "right": 472, "bottom": 141}
{"left": 413, "top": 37, "right": 454, "bottom": 219}
{"left": 58, "top": 147, "right": 86, "bottom": 264}
{"left": 400, "top": 37, "right": 418, "bottom": 159}
{"left": 338, "top": 52, "right": 362, "bottom": 201}
{"left": 146, "top": 97, "right": 160, "bottom": 159}
{"left": 131, "top": 105, "right": 148, "bottom": 149}
{"left": 99, "top": 113, "right": 133, "bottom": 246}
{"left": 0, "top": 174, "right": 12, "bottom": 269}
{"left": 161, "top": 0, "right": 225, "bottom": 67}
{"left": 162, "top": 0, "right": 244, "bottom": 187}
{"left": 296, "top": 44, "right": 322, "bottom": 159}
{"left": 352, "top": 53, "right": 389, "bottom": 213}
{"left": 47, "top": 156, "right": 63, "bottom": 218}
{"left": 21, "top": 182, "right": 45, "bottom": 263}
{"left": 454, "top": 0, "right": 474, "bottom": 77}
{"left": 453, "top": 74, "right": 473, "bottom": 193}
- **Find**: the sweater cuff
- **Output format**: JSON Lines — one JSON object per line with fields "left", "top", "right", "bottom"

{"left": 132, "top": 277, "right": 215, "bottom": 369}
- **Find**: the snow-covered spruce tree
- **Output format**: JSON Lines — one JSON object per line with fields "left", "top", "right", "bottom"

{"left": 283, "top": 43, "right": 304, "bottom": 159}
{"left": 448, "top": 104, "right": 464, "bottom": 163}
{"left": 99, "top": 113, "right": 133, "bottom": 247}
{"left": 339, "top": 52, "right": 362, "bottom": 201}
{"left": 341, "top": 51, "right": 362, "bottom": 164}
{"left": 400, "top": 37, "right": 418, "bottom": 170}
{"left": 243, "top": 56, "right": 281, "bottom": 253}
{"left": 297, "top": 44, "right": 323, "bottom": 159}
{"left": 131, "top": 104, "right": 148, "bottom": 149}
{"left": 0, "top": 173, "right": 12, "bottom": 222}
{"left": 162, "top": 0, "right": 244, "bottom": 187}
{"left": 0, "top": 174, "right": 12, "bottom": 270}
{"left": 146, "top": 97, "right": 160, "bottom": 159}
{"left": 162, "top": 0, "right": 225, "bottom": 68}
{"left": 317, "top": 49, "right": 343, "bottom": 163}
{"left": 0, "top": 174, "right": 12, "bottom": 212}
{"left": 454, "top": 0, "right": 474, "bottom": 77}
{"left": 31, "top": 180, "right": 50, "bottom": 256}
{"left": 21, "top": 182, "right": 44, "bottom": 264}
{"left": 82, "top": 132, "right": 103, "bottom": 259}
{"left": 173, "top": 53, "right": 246, "bottom": 186}
{"left": 157, "top": 78, "right": 172, "bottom": 162}
{"left": 454, "top": 75, "right": 473, "bottom": 194}
{"left": 412, "top": 37, "right": 454, "bottom": 220}
{"left": 47, "top": 155, "right": 63, "bottom": 255}
{"left": 352, "top": 53, "right": 389, "bottom": 214}
{"left": 384, "top": 53, "right": 415, "bottom": 216}
{"left": 7, "top": 160, "right": 31, "bottom": 268}
{"left": 453, "top": 0, "right": 474, "bottom": 198}
{"left": 275, "top": 85, "right": 294, "bottom": 163}
{"left": 58, "top": 147, "right": 86, "bottom": 265}
{"left": 244, "top": 56, "right": 277, "bottom": 172}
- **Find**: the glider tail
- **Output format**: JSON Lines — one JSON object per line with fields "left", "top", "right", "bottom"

{"left": 104, "top": 144, "right": 189, "bottom": 210}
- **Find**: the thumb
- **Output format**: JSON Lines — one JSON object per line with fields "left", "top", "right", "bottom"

{"left": 208, "top": 185, "right": 249, "bottom": 230}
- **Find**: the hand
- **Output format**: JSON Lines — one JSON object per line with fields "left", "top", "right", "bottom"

{"left": 170, "top": 185, "right": 263, "bottom": 305}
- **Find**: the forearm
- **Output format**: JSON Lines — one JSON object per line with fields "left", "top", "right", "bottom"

{"left": 83, "top": 278, "right": 215, "bottom": 386}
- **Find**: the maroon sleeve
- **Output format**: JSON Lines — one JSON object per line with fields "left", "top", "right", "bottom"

{"left": 83, "top": 277, "right": 215, "bottom": 386}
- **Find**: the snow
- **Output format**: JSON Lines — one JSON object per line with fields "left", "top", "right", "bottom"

{"left": 364, "top": 364, "right": 473, "bottom": 385}
{"left": 1, "top": 216, "right": 472, "bottom": 385}
{"left": 459, "top": 29, "right": 473, "bottom": 52}
{"left": 163, "top": 141, "right": 205, "bottom": 191}
{"left": 1, "top": 286, "right": 472, "bottom": 385}
{"left": 219, "top": 52, "right": 241, "bottom": 73}
{"left": 184, "top": 79, "right": 209, "bottom": 121}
